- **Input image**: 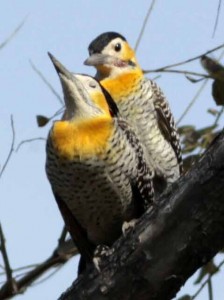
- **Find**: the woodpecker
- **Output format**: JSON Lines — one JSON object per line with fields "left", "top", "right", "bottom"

{"left": 46, "top": 53, "right": 154, "bottom": 271}
{"left": 84, "top": 32, "right": 182, "bottom": 192}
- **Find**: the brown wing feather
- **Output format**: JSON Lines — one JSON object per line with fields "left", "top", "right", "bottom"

{"left": 151, "top": 80, "right": 183, "bottom": 174}
{"left": 118, "top": 118, "right": 155, "bottom": 211}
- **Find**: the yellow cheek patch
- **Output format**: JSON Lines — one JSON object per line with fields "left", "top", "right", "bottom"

{"left": 101, "top": 68, "right": 143, "bottom": 101}
{"left": 51, "top": 116, "right": 113, "bottom": 160}
{"left": 91, "top": 91, "right": 110, "bottom": 115}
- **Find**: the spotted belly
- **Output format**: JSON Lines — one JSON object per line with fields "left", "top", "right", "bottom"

{"left": 47, "top": 159, "right": 134, "bottom": 245}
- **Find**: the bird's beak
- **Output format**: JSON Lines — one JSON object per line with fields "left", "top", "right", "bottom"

{"left": 84, "top": 53, "right": 117, "bottom": 67}
{"left": 48, "top": 52, "right": 90, "bottom": 116}
{"left": 48, "top": 52, "right": 75, "bottom": 81}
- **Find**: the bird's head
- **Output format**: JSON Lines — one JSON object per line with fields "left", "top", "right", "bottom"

{"left": 48, "top": 53, "right": 118, "bottom": 122}
{"left": 84, "top": 32, "right": 139, "bottom": 79}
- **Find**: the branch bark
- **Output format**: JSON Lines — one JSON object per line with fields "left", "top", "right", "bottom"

{"left": 59, "top": 130, "right": 224, "bottom": 300}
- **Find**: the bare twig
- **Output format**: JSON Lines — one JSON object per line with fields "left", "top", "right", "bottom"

{"left": 50, "top": 106, "right": 64, "bottom": 119}
{"left": 0, "top": 238, "right": 78, "bottom": 299}
{"left": 36, "top": 106, "right": 64, "bottom": 128}
{"left": 214, "top": 106, "right": 224, "bottom": 126}
{"left": 177, "top": 48, "right": 224, "bottom": 125}
{"left": 16, "top": 242, "right": 77, "bottom": 288}
{"left": 0, "top": 224, "right": 13, "bottom": 282}
{"left": 0, "top": 116, "right": 15, "bottom": 179}
{"left": 0, "top": 264, "right": 39, "bottom": 277}
{"left": 30, "top": 60, "right": 63, "bottom": 105}
{"left": 144, "top": 68, "right": 211, "bottom": 78}
{"left": 134, "top": 0, "right": 157, "bottom": 51}
{"left": 212, "top": 0, "right": 222, "bottom": 38}
{"left": 207, "top": 277, "right": 213, "bottom": 300}
{"left": 31, "top": 265, "right": 63, "bottom": 287}
{"left": 0, "top": 16, "right": 27, "bottom": 50}
{"left": 7, "top": 264, "right": 38, "bottom": 276}
{"left": 177, "top": 79, "right": 208, "bottom": 125}
{"left": 58, "top": 227, "right": 68, "bottom": 246}
{"left": 16, "top": 137, "right": 46, "bottom": 152}
{"left": 144, "top": 43, "right": 224, "bottom": 72}
{"left": 191, "top": 259, "right": 224, "bottom": 300}
{"left": 48, "top": 106, "right": 64, "bottom": 122}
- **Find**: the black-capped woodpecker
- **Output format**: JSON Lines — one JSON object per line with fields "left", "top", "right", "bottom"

{"left": 84, "top": 32, "right": 183, "bottom": 193}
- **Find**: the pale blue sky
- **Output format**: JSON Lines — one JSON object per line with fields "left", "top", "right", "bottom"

{"left": 0, "top": 1, "right": 224, "bottom": 299}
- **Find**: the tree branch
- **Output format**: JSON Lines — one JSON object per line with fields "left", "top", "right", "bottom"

{"left": 191, "top": 259, "right": 224, "bottom": 299}
{"left": 143, "top": 68, "right": 210, "bottom": 79}
{"left": 0, "top": 224, "right": 16, "bottom": 294}
{"left": 0, "top": 115, "right": 15, "bottom": 179}
{"left": 59, "top": 130, "right": 224, "bottom": 300}
{"left": 30, "top": 60, "right": 64, "bottom": 105}
{"left": 134, "top": 0, "right": 157, "bottom": 51}
{"left": 177, "top": 79, "right": 209, "bottom": 125}
{"left": 143, "top": 43, "right": 224, "bottom": 71}
{"left": 16, "top": 137, "right": 46, "bottom": 152}
{"left": 212, "top": 0, "right": 222, "bottom": 38}
{"left": 0, "top": 238, "right": 78, "bottom": 299}
{"left": 0, "top": 16, "right": 27, "bottom": 51}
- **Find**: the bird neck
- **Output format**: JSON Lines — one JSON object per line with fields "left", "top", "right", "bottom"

{"left": 51, "top": 116, "right": 113, "bottom": 160}
{"left": 90, "top": 91, "right": 111, "bottom": 115}
{"left": 100, "top": 68, "right": 143, "bottom": 101}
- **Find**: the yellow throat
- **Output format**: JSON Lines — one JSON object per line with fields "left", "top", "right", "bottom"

{"left": 101, "top": 68, "right": 143, "bottom": 101}
{"left": 51, "top": 116, "right": 113, "bottom": 160}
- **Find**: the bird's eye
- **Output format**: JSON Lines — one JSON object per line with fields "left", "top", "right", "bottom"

{"left": 114, "top": 43, "right": 121, "bottom": 52}
{"left": 89, "top": 82, "right": 97, "bottom": 88}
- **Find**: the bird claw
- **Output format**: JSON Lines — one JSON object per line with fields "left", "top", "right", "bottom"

{"left": 93, "top": 245, "right": 114, "bottom": 272}
{"left": 122, "top": 219, "right": 138, "bottom": 236}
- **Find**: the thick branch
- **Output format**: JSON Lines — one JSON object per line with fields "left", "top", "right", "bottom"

{"left": 59, "top": 130, "right": 224, "bottom": 300}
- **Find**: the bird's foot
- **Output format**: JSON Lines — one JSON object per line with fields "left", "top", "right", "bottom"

{"left": 93, "top": 245, "right": 114, "bottom": 272}
{"left": 122, "top": 219, "right": 138, "bottom": 236}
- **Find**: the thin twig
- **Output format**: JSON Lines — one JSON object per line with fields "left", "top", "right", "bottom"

{"left": 0, "top": 224, "right": 13, "bottom": 282}
{"left": 13, "top": 264, "right": 39, "bottom": 273}
{"left": 14, "top": 245, "right": 77, "bottom": 289}
{"left": 135, "top": 0, "right": 157, "bottom": 51}
{"left": 31, "top": 265, "right": 63, "bottom": 286}
{"left": 16, "top": 137, "right": 46, "bottom": 152}
{"left": 207, "top": 277, "right": 213, "bottom": 300}
{"left": 0, "top": 264, "right": 39, "bottom": 277}
{"left": 46, "top": 106, "right": 65, "bottom": 122}
{"left": 214, "top": 106, "right": 224, "bottom": 126}
{"left": 191, "top": 258, "right": 224, "bottom": 300}
{"left": 58, "top": 227, "right": 68, "bottom": 246}
{"left": 152, "top": 75, "right": 161, "bottom": 81}
{"left": 177, "top": 48, "right": 224, "bottom": 125}
{"left": 0, "top": 238, "right": 78, "bottom": 299}
{"left": 36, "top": 106, "right": 64, "bottom": 128}
{"left": 177, "top": 79, "right": 208, "bottom": 125}
{"left": 0, "top": 16, "right": 28, "bottom": 50}
{"left": 30, "top": 60, "right": 63, "bottom": 105}
{"left": 212, "top": 0, "right": 222, "bottom": 38}
{"left": 0, "top": 116, "right": 15, "bottom": 179}
{"left": 0, "top": 265, "right": 4, "bottom": 271}
{"left": 144, "top": 43, "right": 224, "bottom": 72}
{"left": 144, "top": 68, "right": 211, "bottom": 78}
